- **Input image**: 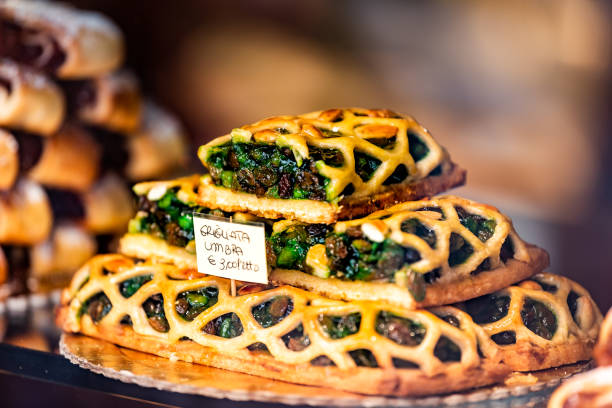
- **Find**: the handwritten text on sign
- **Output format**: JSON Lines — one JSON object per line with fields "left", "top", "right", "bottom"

{"left": 192, "top": 213, "right": 268, "bottom": 283}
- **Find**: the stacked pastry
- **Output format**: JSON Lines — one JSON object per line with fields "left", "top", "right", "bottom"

{"left": 0, "top": 1, "right": 187, "bottom": 296}
{"left": 548, "top": 309, "right": 612, "bottom": 407}
{"left": 58, "top": 108, "right": 602, "bottom": 396}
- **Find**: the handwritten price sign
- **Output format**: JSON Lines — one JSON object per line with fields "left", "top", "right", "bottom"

{"left": 192, "top": 213, "right": 268, "bottom": 284}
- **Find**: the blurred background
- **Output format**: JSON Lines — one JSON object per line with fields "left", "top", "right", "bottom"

{"left": 67, "top": 0, "right": 612, "bottom": 310}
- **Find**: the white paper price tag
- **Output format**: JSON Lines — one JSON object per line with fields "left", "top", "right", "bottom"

{"left": 192, "top": 213, "right": 268, "bottom": 284}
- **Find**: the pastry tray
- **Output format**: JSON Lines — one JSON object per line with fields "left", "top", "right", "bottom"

{"left": 0, "top": 291, "right": 591, "bottom": 407}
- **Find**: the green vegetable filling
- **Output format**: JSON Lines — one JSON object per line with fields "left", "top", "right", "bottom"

{"left": 79, "top": 292, "right": 112, "bottom": 322}
{"left": 408, "top": 132, "right": 429, "bottom": 161}
{"left": 119, "top": 275, "right": 152, "bottom": 298}
{"left": 463, "top": 294, "right": 510, "bottom": 324}
{"left": 175, "top": 286, "right": 219, "bottom": 321}
{"left": 205, "top": 142, "right": 339, "bottom": 201}
{"left": 318, "top": 312, "right": 361, "bottom": 339}
{"left": 282, "top": 324, "right": 310, "bottom": 351}
{"left": 142, "top": 294, "right": 170, "bottom": 332}
{"left": 521, "top": 299, "right": 557, "bottom": 340}
{"left": 131, "top": 188, "right": 216, "bottom": 248}
{"left": 433, "top": 336, "right": 462, "bottom": 362}
{"left": 252, "top": 296, "right": 293, "bottom": 328}
{"left": 354, "top": 151, "right": 381, "bottom": 181}
{"left": 349, "top": 349, "right": 378, "bottom": 367}
{"left": 375, "top": 311, "right": 426, "bottom": 346}
{"left": 268, "top": 224, "right": 330, "bottom": 270}
{"left": 455, "top": 207, "right": 496, "bottom": 242}
{"left": 491, "top": 331, "right": 516, "bottom": 345}
{"left": 203, "top": 313, "right": 243, "bottom": 338}
{"left": 448, "top": 233, "right": 474, "bottom": 266}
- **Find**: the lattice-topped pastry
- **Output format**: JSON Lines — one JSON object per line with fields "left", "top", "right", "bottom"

{"left": 197, "top": 108, "right": 466, "bottom": 223}
{"left": 0, "top": 60, "right": 65, "bottom": 136}
{"left": 57, "top": 254, "right": 511, "bottom": 396}
{"left": 457, "top": 273, "right": 602, "bottom": 372}
{"left": 0, "top": 0, "right": 123, "bottom": 78}
{"left": 270, "top": 196, "right": 548, "bottom": 309}
{"left": 120, "top": 175, "right": 266, "bottom": 269}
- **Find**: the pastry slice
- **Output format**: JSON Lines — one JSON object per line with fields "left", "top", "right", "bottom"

{"left": 197, "top": 108, "right": 466, "bottom": 223}
{"left": 28, "top": 124, "right": 101, "bottom": 192}
{"left": 0, "top": 0, "right": 123, "bottom": 78}
{"left": 57, "top": 254, "right": 510, "bottom": 396}
{"left": 0, "top": 178, "right": 51, "bottom": 245}
{"left": 455, "top": 273, "right": 602, "bottom": 372}
{"left": 270, "top": 196, "right": 548, "bottom": 309}
{"left": 28, "top": 222, "right": 97, "bottom": 291}
{"left": 62, "top": 70, "right": 142, "bottom": 134}
{"left": 0, "top": 60, "right": 64, "bottom": 136}
{"left": 120, "top": 175, "right": 262, "bottom": 269}
{"left": 47, "top": 173, "right": 133, "bottom": 235}
{"left": 124, "top": 102, "right": 188, "bottom": 181}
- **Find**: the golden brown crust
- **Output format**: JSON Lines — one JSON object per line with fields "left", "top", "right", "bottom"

{"left": 547, "top": 366, "right": 612, "bottom": 408}
{"left": 125, "top": 102, "right": 188, "bottom": 181}
{"left": 469, "top": 273, "right": 603, "bottom": 372}
{"left": 29, "top": 222, "right": 97, "bottom": 282}
{"left": 0, "top": 1, "right": 124, "bottom": 78}
{"left": 0, "top": 60, "right": 64, "bottom": 136}
{"left": 119, "top": 233, "right": 196, "bottom": 270}
{"left": 595, "top": 308, "right": 612, "bottom": 366}
{"left": 0, "top": 178, "right": 51, "bottom": 245}
{"left": 338, "top": 160, "right": 466, "bottom": 220}
{"left": 56, "top": 318, "right": 508, "bottom": 397}
{"left": 28, "top": 124, "right": 100, "bottom": 191}
{"left": 0, "top": 129, "right": 19, "bottom": 190}
{"left": 74, "top": 70, "right": 142, "bottom": 133}
{"left": 271, "top": 245, "right": 549, "bottom": 309}
{"left": 82, "top": 174, "right": 133, "bottom": 234}
{"left": 58, "top": 254, "right": 512, "bottom": 396}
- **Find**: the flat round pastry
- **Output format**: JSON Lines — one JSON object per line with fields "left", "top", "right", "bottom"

{"left": 0, "top": 60, "right": 64, "bottom": 136}
{"left": 0, "top": 178, "right": 51, "bottom": 245}
{"left": 455, "top": 273, "right": 602, "bottom": 372}
{"left": 595, "top": 308, "right": 612, "bottom": 367}
{"left": 197, "top": 108, "right": 466, "bottom": 223}
{"left": 57, "top": 254, "right": 510, "bottom": 397}
{"left": 0, "top": 0, "right": 124, "bottom": 78}
{"left": 0, "top": 129, "right": 18, "bottom": 190}
{"left": 547, "top": 366, "right": 612, "bottom": 408}
{"left": 125, "top": 102, "right": 188, "bottom": 181}
{"left": 29, "top": 222, "right": 97, "bottom": 289}
{"left": 269, "top": 196, "right": 549, "bottom": 309}
{"left": 81, "top": 173, "right": 134, "bottom": 234}
{"left": 28, "top": 124, "right": 101, "bottom": 192}
{"left": 63, "top": 70, "right": 142, "bottom": 134}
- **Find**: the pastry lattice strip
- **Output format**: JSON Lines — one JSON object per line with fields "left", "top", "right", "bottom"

{"left": 62, "top": 254, "right": 496, "bottom": 376}
{"left": 200, "top": 108, "right": 445, "bottom": 200}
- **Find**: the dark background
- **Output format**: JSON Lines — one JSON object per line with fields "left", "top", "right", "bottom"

{"left": 65, "top": 0, "right": 612, "bottom": 310}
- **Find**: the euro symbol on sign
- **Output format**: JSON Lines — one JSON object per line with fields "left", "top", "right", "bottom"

{"left": 208, "top": 255, "right": 216, "bottom": 265}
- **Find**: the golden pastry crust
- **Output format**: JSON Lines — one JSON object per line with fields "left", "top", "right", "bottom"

{"left": 270, "top": 195, "right": 547, "bottom": 308}
{"left": 29, "top": 222, "right": 97, "bottom": 282}
{"left": 595, "top": 308, "right": 612, "bottom": 367}
{"left": 0, "top": 129, "right": 19, "bottom": 190}
{"left": 271, "top": 245, "right": 548, "bottom": 309}
{"left": 463, "top": 273, "right": 602, "bottom": 372}
{"left": 0, "top": 178, "right": 51, "bottom": 245}
{"left": 197, "top": 108, "right": 465, "bottom": 223}
{"left": 0, "top": 1, "right": 124, "bottom": 78}
{"left": 72, "top": 70, "right": 142, "bottom": 134}
{"left": 0, "top": 60, "right": 64, "bottom": 136}
{"left": 547, "top": 366, "right": 612, "bottom": 408}
{"left": 125, "top": 102, "right": 188, "bottom": 181}
{"left": 81, "top": 174, "right": 133, "bottom": 234}
{"left": 119, "top": 233, "right": 196, "bottom": 270}
{"left": 28, "top": 124, "right": 100, "bottom": 192}
{"left": 57, "top": 254, "right": 510, "bottom": 396}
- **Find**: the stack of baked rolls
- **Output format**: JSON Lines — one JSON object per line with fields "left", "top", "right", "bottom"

{"left": 58, "top": 107, "right": 602, "bottom": 397}
{"left": 0, "top": 1, "right": 187, "bottom": 296}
